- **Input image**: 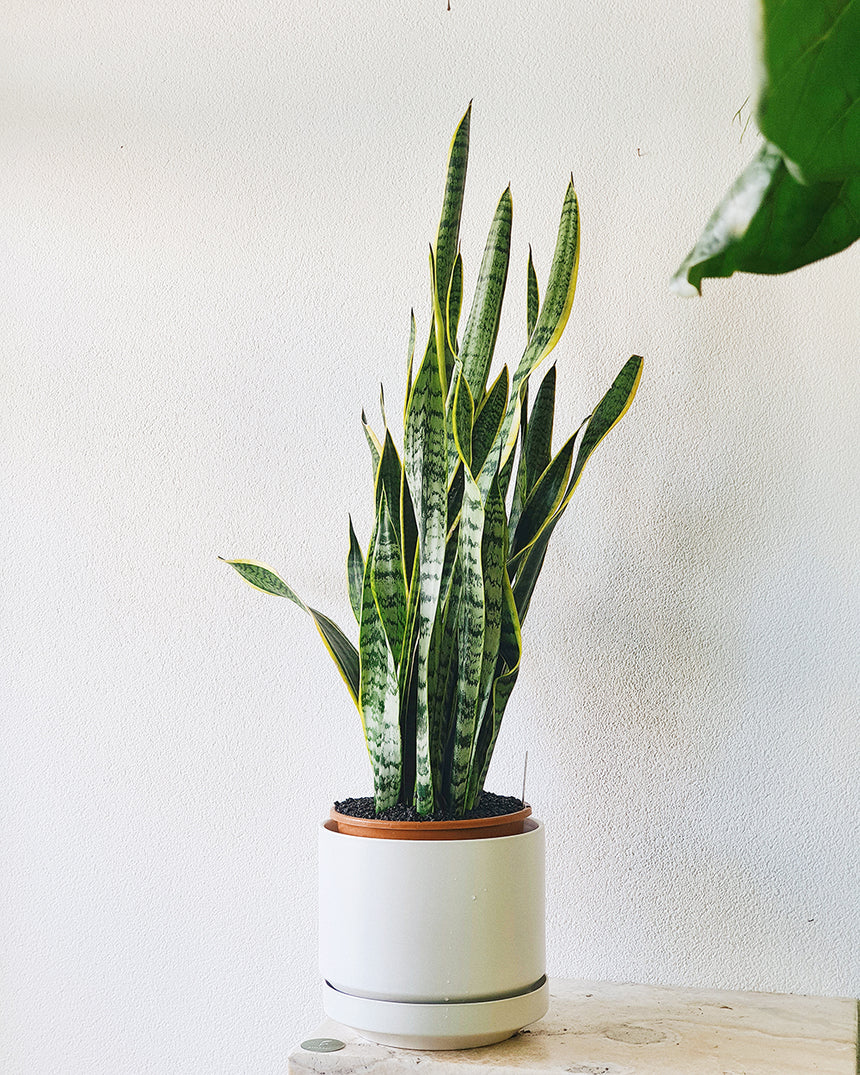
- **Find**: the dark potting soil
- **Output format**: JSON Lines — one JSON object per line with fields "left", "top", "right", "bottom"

{"left": 333, "top": 791, "right": 525, "bottom": 822}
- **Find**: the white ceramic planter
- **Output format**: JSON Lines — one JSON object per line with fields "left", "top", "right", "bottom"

{"left": 319, "top": 817, "right": 547, "bottom": 1049}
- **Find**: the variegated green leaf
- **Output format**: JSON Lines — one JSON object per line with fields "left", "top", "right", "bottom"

{"left": 359, "top": 525, "right": 402, "bottom": 811}
{"left": 404, "top": 322, "right": 448, "bottom": 815}
{"left": 467, "top": 572, "right": 521, "bottom": 808}
{"left": 511, "top": 355, "right": 643, "bottom": 623}
{"left": 361, "top": 409, "right": 382, "bottom": 477}
{"left": 508, "top": 428, "right": 577, "bottom": 573}
{"left": 346, "top": 517, "right": 364, "bottom": 623}
{"left": 446, "top": 251, "right": 463, "bottom": 356}
{"left": 524, "top": 365, "right": 555, "bottom": 495}
{"left": 526, "top": 246, "right": 539, "bottom": 340}
{"left": 449, "top": 470, "right": 486, "bottom": 814}
{"left": 484, "top": 180, "right": 580, "bottom": 485}
{"left": 452, "top": 367, "right": 474, "bottom": 472}
{"left": 471, "top": 365, "right": 509, "bottom": 476}
{"left": 376, "top": 430, "right": 404, "bottom": 546}
{"left": 220, "top": 558, "right": 361, "bottom": 712}
{"left": 509, "top": 382, "right": 529, "bottom": 532}
{"left": 467, "top": 477, "right": 506, "bottom": 795}
{"left": 400, "top": 469, "right": 418, "bottom": 590}
{"left": 404, "top": 310, "right": 416, "bottom": 426}
{"left": 460, "top": 187, "right": 513, "bottom": 401}
{"left": 371, "top": 494, "right": 407, "bottom": 666}
{"left": 435, "top": 104, "right": 471, "bottom": 330}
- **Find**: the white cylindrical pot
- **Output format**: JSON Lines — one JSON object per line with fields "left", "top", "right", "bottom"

{"left": 319, "top": 817, "right": 547, "bottom": 1049}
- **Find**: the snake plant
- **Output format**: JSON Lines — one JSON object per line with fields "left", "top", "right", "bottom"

{"left": 223, "top": 106, "right": 642, "bottom": 817}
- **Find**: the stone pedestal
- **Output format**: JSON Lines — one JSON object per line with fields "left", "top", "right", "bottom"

{"left": 289, "top": 978, "right": 858, "bottom": 1075}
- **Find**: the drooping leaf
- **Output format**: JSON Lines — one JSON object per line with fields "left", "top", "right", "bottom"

{"left": 460, "top": 187, "right": 513, "bottom": 401}
{"left": 346, "top": 517, "right": 364, "bottom": 623}
{"left": 220, "top": 558, "right": 361, "bottom": 711}
{"left": 672, "top": 143, "right": 860, "bottom": 295}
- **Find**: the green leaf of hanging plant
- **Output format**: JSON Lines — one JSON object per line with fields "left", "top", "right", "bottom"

{"left": 757, "top": 0, "right": 860, "bottom": 185}
{"left": 672, "top": 143, "right": 860, "bottom": 295}
{"left": 460, "top": 186, "right": 513, "bottom": 401}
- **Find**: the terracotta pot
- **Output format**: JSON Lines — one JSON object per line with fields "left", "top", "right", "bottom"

{"left": 328, "top": 803, "right": 532, "bottom": 840}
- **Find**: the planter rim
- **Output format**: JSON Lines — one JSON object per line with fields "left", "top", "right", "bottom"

{"left": 327, "top": 803, "right": 532, "bottom": 840}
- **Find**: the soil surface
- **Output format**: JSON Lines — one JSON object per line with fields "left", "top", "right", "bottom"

{"left": 333, "top": 791, "right": 525, "bottom": 822}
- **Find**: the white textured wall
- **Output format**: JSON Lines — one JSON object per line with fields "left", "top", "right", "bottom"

{"left": 2, "top": 1, "right": 858, "bottom": 1071}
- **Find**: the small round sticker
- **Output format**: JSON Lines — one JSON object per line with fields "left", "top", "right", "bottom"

{"left": 301, "top": 1038, "right": 346, "bottom": 1053}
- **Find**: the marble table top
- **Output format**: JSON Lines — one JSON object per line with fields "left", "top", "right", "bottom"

{"left": 289, "top": 978, "right": 858, "bottom": 1075}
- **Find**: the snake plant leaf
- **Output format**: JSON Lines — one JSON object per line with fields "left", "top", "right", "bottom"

{"left": 452, "top": 367, "right": 475, "bottom": 472}
{"left": 449, "top": 470, "right": 486, "bottom": 814}
{"left": 346, "top": 517, "right": 364, "bottom": 623}
{"left": 526, "top": 246, "right": 539, "bottom": 340}
{"left": 460, "top": 186, "right": 514, "bottom": 401}
{"left": 446, "top": 251, "right": 464, "bottom": 356}
{"left": 471, "top": 365, "right": 509, "bottom": 476}
{"left": 524, "top": 365, "right": 556, "bottom": 495}
{"left": 400, "top": 469, "right": 418, "bottom": 590}
{"left": 507, "top": 428, "right": 577, "bottom": 573}
{"left": 396, "top": 543, "right": 421, "bottom": 698}
{"left": 435, "top": 104, "right": 471, "bottom": 332}
{"left": 361, "top": 409, "right": 382, "bottom": 477}
{"left": 358, "top": 525, "right": 402, "bottom": 811}
{"left": 376, "top": 430, "right": 405, "bottom": 546}
{"left": 404, "top": 310, "right": 417, "bottom": 426}
{"left": 220, "top": 558, "right": 361, "bottom": 710}
{"left": 404, "top": 316, "right": 448, "bottom": 814}
{"left": 487, "top": 179, "right": 580, "bottom": 483}
{"left": 370, "top": 494, "right": 408, "bottom": 666}
{"left": 510, "top": 355, "right": 643, "bottom": 623}
{"left": 508, "top": 381, "right": 530, "bottom": 533}
{"left": 467, "top": 572, "right": 521, "bottom": 809}
{"left": 757, "top": 0, "right": 860, "bottom": 185}
{"left": 671, "top": 143, "right": 860, "bottom": 295}
{"left": 470, "top": 477, "right": 506, "bottom": 782}
{"left": 446, "top": 461, "right": 465, "bottom": 539}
